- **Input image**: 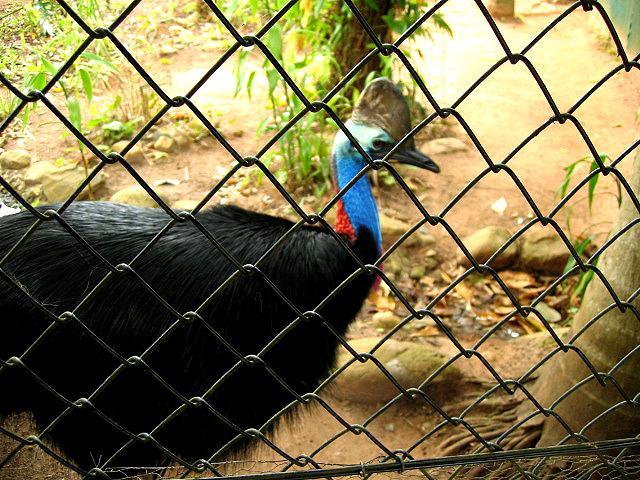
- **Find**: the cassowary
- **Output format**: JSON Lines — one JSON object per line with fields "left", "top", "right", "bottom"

{"left": 0, "top": 78, "right": 438, "bottom": 475}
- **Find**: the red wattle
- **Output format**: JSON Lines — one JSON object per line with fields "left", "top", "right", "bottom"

{"left": 335, "top": 200, "right": 356, "bottom": 242}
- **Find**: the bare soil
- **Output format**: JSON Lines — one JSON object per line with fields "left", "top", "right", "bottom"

{"left": 1, "top": 1, "right": 639, "bottom": 479}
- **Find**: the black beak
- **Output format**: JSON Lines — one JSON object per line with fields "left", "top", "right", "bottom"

{"left": 390, "top": 147, "right": 440, "bottom": 173}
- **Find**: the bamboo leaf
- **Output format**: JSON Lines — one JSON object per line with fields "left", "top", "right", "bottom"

{"left": 67, "top": 96, "right": 82, "bottom": 131}
{"left": 588, "top": 159, "right": 599, "bottom": 212}
{"left": 265, "top": 24, "right": 283, "bottom": 61}
{"left": 78, "top": 68, "right": 93, "bottom": 103}
{"left": 246, "top": 71, "right": 256, "bottom": 100}
{"left": 563, "top": 236, "right": 592, "bottom": 275}
{"left": 29, "top": 71, "right": 47, "bottom": 91}
{"left": 80, "top": 52, "right": 119, "bottom": 72}
{"left": 558, "top": 160, "right": 582, "bottom": 200}
{"left": 38, "top": 54, "right": 58, "bottom": 75}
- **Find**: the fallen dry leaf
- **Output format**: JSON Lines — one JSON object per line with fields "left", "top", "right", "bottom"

{"left": 454, "top": 282, "right": 474, "bottom": 302}
{"left": 369, "top": 290, "right": 397, "bottom": 311}
{"left": 410, "top": 325, "right": 441, "bottom": 337}
{"left": 493, "top": 305, "right": 516, "bottom": 316}
{"left": 501, "top": 271, "right": 538, "bottom": 290}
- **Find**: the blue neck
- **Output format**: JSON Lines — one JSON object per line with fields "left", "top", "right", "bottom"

{"left": 331, "top": 123, "right": 382, "bottom": 253}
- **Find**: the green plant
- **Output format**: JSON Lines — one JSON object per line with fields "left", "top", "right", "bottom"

{"left": 558, "top": 153, "right": 621, "bottom": 303}
{"left": 234, "top": 0, "right": 450, "bottom": 194}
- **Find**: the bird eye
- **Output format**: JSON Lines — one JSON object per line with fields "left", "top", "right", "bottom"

{"left": 372, "top": 139, "right": 389, "bottom": 150}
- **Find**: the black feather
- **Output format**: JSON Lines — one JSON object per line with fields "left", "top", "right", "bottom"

{"left": 0, "top": 202, "right": 377, "bottom": 472}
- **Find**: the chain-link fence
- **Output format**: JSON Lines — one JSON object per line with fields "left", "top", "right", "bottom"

{"left": 1, "top": 0, "right": 640, "bottom": 479}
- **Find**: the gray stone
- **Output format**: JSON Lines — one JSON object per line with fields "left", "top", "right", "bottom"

{"left": 38, "top": 165, "right": 106, "bottom": 202}
{"left": 153, "top": 135, "right": 175, "bottom": 152}
{"left": 112, "top": 141, "right": 145, "bottom": 164}
{"left": 0, "top": 149, "right": 31, "bottom": 170}
{"left": 420, "top": 137, "right": 467, "bottom": 156}
{"left": 331, "top": 338, "right": 461, "bottom": 404}
{"left": 379, "top": 213, "right": 411, "bottom": 240}
{"left": 111, "top": 185, "right": 168, "bottom": 208}
{"left": 457, "top": 226, "right": 519, "bottom": 269}
{"left": 534, "top": 302, "right": 562, "bottom": 324}
{"left": 519, "top": 230, "right": 570, "bottom": 274}
{"left": 373, "top": 311, "right": 402, "bottom": 330}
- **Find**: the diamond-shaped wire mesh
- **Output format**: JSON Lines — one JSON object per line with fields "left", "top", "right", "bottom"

{"left": 1, "top": 0, "right": 639, "bottom": 479}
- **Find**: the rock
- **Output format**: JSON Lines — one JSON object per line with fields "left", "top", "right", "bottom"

{"left": 423, "top": 256, "right": 439, "bottom": 271}
{"left": 519, "top": 229, "right": 570, "bottom": 274}
{"left": 153, "top": 135, "right": 175, "bottom": 152}
{"left": 187, "top": 118, "right": 212, "bottom": 139}
{"left": 534, "top": 302, "right": 562, "bottom": 324}
{"left": 487, "top": 0, "right": 515, "bottom": 17}
{"left": 379, "top": 213, "right": 411, "bottom": 240}
{"left": 172, "top": 199, "right": 200, "bottom": 211}
{"left": 373, "top": 311, "right": 402, "bottom": 330}
{"left": 45, "top": 167, "right": 105, "bottom": 202}
{"left": 405, "top": 232, "right": 436, "bottom": 248}
{"left": 409, "top": 265, "right": 426, "bottom": 280}
{"left": 111, "top": 185, "right": 168, "bottom": 208}
{"left": 384, "top": 257, "right": 403, "bottom": 275}
{"left": 457, "top": 226, "right": 518, "bottom": 269}
{"left": 174, "top": 134, "right": 190, "bottom": 148}
{"left": 112, "top": 141, "right": 145, "bottom": 164}
{"left": 420, "top": 137, "right": 467, "bottom": 156}
{"left": 0, "top": 202, "right": 20, "bottom": 216}
{"left": 0, "top": 149, "right": 31, "bottom": 169}
{"left": 160, "top": 45, "right": 177, "bottom": 55}
{"left": 25, "top": 161, "right": 105, "bottom": 202}
{"left": 331, "top": 338, "right": 461, "bottom": 404}
{"left": 25, "top": 161, "right": 56, "bottom": 185}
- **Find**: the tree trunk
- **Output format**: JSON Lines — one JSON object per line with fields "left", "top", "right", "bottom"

{"left": 520, "top": 151, "right": 640, "bottom": 446}
{"left": 331, "top": 1, "right": 392, "bottom": 92}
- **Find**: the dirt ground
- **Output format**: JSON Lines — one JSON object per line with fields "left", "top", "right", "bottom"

{"left": 1, "top": 1, "right": 640, "bottom": 479}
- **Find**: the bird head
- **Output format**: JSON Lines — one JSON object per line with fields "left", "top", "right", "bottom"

{"left": 332, "top": 78, "right": 439, "bottom": 174}
{"left": 330, "top": 78, "right": 439, "bottom": 257}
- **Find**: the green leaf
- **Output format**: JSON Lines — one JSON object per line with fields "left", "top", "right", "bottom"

{"left": 29, "top": 71, "right": 47, "bottom": 91}
{"left": 265, "top": 24, "right": 283, "bottom": 60}
{"left": 433, "top": 13, "right": 453, "bottom": 36}
{"left": 562, "top": 236, "right": 592, "bottom": 275}
{"left": 67, "top": 96, "right": 82, "bottom": 131}
{"left": 78, "top": 68, "right": 93, "bottom": 103}
{"left": 246, "top": 71, "right": 256, "bottom": 100}
{"left": 37, "top": 54, "right": 57, "bottom": 76}
{"left": 80, "top": 52, "right": 119, "bottom": 72}
{"left": 587, "top": 163, "right": 598, "bottom": 211}
{"left": 266, "top": 68, "right": 279, "bottom": 96}
{"left": 574, "top": 268, "right": 595, "bottom": 298}
{"left": 557, "top": 159, "right": 584, "bottom": 200}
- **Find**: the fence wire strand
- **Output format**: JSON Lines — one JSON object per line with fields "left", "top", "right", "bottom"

{"left": 1, "top": 0, "right": 640, "bottom": 479}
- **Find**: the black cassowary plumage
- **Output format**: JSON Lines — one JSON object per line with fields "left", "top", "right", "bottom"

{"left": 0, "top": 78, "right": 438, "bottom": 475}
{"left": 0, "top": 202, "right": 377, "bottom": 471}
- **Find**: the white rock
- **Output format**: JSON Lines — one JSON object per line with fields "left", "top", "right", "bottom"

{"left": 491, "top": 197, "right": 508, "bottom": 216}
{"left": 0, "top": 202, "right": 20, "bottom": 217}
